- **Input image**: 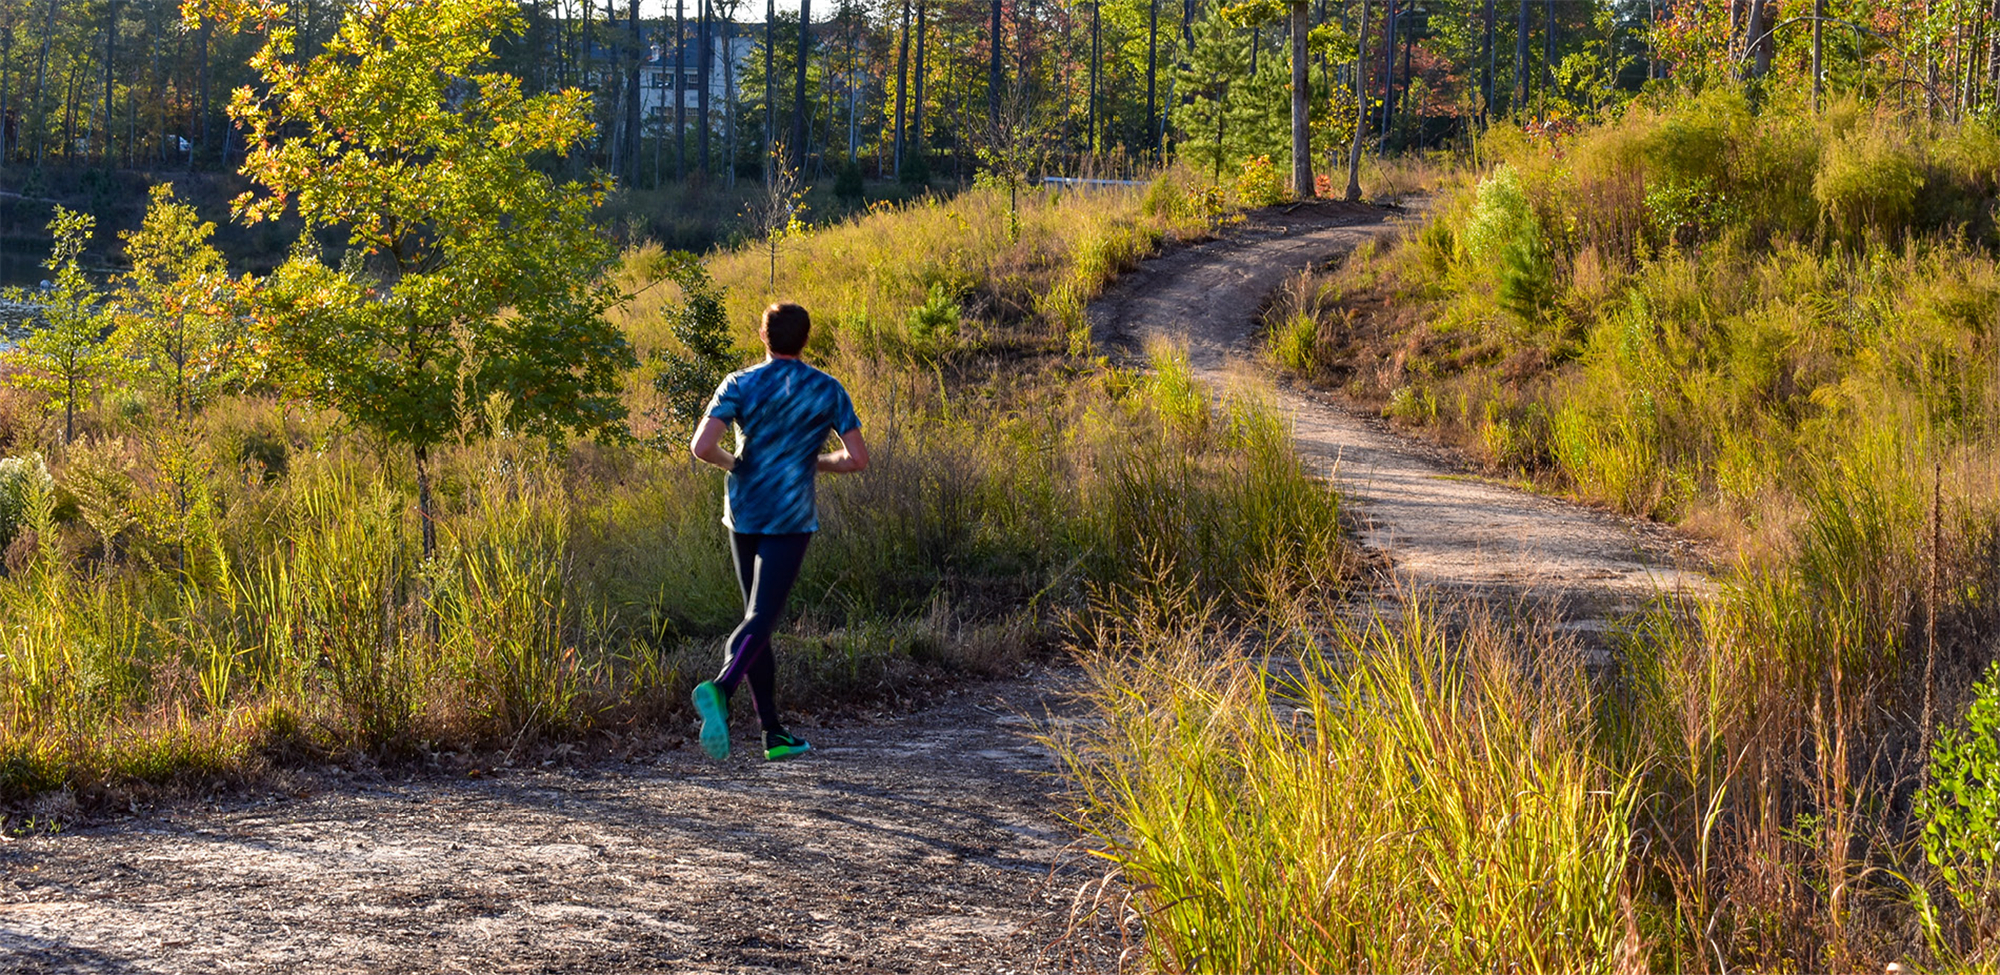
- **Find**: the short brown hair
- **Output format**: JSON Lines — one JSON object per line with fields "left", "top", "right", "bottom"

{"left": 762, "top": 302, "right": 811, "bottom": 355}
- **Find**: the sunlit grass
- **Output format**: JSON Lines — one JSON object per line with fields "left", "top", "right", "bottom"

{"left": 1055, "top": 587, "right": 1638, "bottom": 973}
{"left": 0, "top": 168, "right": 1339, "bottom": 802}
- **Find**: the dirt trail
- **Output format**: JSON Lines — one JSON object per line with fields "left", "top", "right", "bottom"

{"left": 3, "top": 201, "right": 1708, "bottom": 975}
{"left": 1090, "top": 200, "right": 1710, "bottom": 639}
{"left": 2, "top": 677, "right": 1117, "bottom": 974}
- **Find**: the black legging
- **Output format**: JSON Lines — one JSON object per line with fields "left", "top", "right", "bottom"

{"left": 715, "top": 531, "right": 811, "bottom": 732}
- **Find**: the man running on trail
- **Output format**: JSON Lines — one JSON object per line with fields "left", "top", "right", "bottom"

{"left": 688, "top": 302, "right": 868, "bottom": 761}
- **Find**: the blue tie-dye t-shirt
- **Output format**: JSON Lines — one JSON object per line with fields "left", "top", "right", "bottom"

{"left": 703, "top": 357, "right": 862, "bottom": 534}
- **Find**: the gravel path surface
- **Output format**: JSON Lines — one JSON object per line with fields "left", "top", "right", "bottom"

{"left": 1090, "top": 200, "right": 1711, "bottom": 640}
{"left": 2, "top": 677, "right": 1118, "bottom": 974}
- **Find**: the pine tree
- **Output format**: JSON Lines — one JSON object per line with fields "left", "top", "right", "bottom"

{"left": 1173, "top": 11, "right": 1250, "bottom": 185}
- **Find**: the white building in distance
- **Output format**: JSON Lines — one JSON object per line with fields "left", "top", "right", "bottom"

{"left": 639, "top": 29, "right": 759, "bottom": 128}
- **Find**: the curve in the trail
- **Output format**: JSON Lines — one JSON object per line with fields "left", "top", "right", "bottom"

{"left": 1090, "top": 201, "right": 1710, "bottom": 638}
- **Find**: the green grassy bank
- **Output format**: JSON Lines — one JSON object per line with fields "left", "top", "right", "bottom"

{"left": 0, "top": 169, "right": 1347, "bottom": 804}
{"left": 1054, "top": 95, "right": 2000, "bottom": 971}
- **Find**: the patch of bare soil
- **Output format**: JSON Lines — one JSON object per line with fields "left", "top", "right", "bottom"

{"left": 1, "top": 673, "right": 1119, "bottom": 974}
{"left": 1090, "top": 199, "right": 1711, "bottom": 645}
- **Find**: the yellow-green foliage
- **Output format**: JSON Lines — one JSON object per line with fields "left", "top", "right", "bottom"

{"left": 618, "top": 180, "right": 1199, "bottom": 365}
{"left": 1272, "top": 96, "right": 2000, "bottom": 968}
{"left": 1234, "top": 155, "right": 1287, "bottom": 207}
{"left": 0, "top": 178, "right": 1333, "bottom": 800}
{"left": 1057, "top": 593, "right": 1635, "bottom": 973}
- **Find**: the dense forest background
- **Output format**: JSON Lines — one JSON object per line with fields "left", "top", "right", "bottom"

{"left": 9, "top": 1, "right": 1996, "bottom": 196}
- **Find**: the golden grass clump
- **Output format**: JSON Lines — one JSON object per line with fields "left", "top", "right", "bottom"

{"left": 1054, "top": 587, "right": 1637, "bottom": 973}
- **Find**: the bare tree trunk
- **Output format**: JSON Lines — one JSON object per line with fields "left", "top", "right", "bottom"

{"left": 763, "top": 0, "right": 773, "bottom": 182}
{"left": 1, "top": 6, "right": 14, "bottom": 164}
{"left": 1087, "top": 0, "right": 1098, "bottom": 155}
{"left": 1088, "top": 0, "right": 1104, "bottom": 154}
{"left": 1146, "top": 0, "right": 1159, "bottom": 157}
{"left": 1378, "top": 0, "right": 1395, "bottom": 152}
{"left": 698, "top": 0, "right": 711, "bottom": 177}
{"left": 104, "top": 0, "right": 117, "bottom": 167}
{"left": 1291, "top": 0, "right": 1310, "bottom": 197}
{"left": 1812, "top": 0, "right": 1824, "bottom": 110}
{"left": 1989, "top": 0, "right": 2000, "bottom": 110}
{"left": 988, "top": 0, "right": 1001, "bottom": 126}
{"left": 1961, "top": 1, "right": 1980, "bottom": 117}
{"left": 168, "top": 17, "right": 184, "bottom": 164}
{"left": 1346, "top": 0, "right": 1369, "bottom": 200}
{"left": 676, "top": 0, "right": 686, "bottom": 179}
{"left": 414, "top": 445, "right": 437, "bottom": 559}
{"left": 793, "top": 0, "right": 810, "bottom": 172}
{"left": 31, "top": 0, "right": 55, "bottom": 165}
{"left": 605, "top": 0, "right": 623, "bottom": 177}
{"left": 893, "top": 0, "right": 909, "bottom": 177}
{"left": 846, "top": 4, "right": 858, "bottom": 162}
{"left": 626, "top": 0, "right": 641, "bottom": 184}
{"left": 1480, "top": 0, "right": 1494, "bottom": 125}
{"left": 724, "top": 15, "right": 736, "bottom": 186}
{"left": 1745, "top": 0, "right": 1769, "bottom": 77}
{"left": 912, "top": 0, "right": 926, "bottom": 167}
{"left": 1542, "top": 0, "right": 1553, "bottom": 118}
{"left": 1513, "top": 0, "right": 1527, "bottom": 114}
{"left": 63, "top": 57, "right": 79, "bottom": 164}
{"left": 196, "top": 12, "right": 209, "bottom": 166}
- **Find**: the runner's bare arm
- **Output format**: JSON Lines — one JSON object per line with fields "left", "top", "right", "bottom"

{"left": 690, "top": 417, "right": 737, "bottom": 471}
{"left": 818, "top": 429, "right": 869, "bottom": 474}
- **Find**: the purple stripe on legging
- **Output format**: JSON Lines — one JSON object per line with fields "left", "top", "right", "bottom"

{"left": 719, "top": 630, "right": 764, "bottom": 690}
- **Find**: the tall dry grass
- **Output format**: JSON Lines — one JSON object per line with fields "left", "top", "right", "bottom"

{"left": 1055, "top": 587, "right": 1639, "bottom": 973}
{"left": 1240, "top": 93, "right": 2000, "bottom": 968}
{"left": 0, "top": 169, "right": 1345, "bottom": 803}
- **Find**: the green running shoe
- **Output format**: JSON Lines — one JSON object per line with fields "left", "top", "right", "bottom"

{"left": 692, "top": 681, "right": 730, "bottom": 760}
{"left": 764, "top": 729, "right": 812, "bottom": 762}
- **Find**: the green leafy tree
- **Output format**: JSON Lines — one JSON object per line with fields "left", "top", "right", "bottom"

{"left": 202, "top": 0, "right": 637, "bottom": 556}
{"left": 3, "top": 209, "right": 115, "bottom": 446}
{"left": 648, "top": 252, "right": 743, "bottom": 430}
{"left": 112, "top": 184, "right": 251, "bottom": 577}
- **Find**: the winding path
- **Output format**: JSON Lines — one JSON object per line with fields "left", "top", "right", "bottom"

{"left": 1, "top": 200, "right": 1707, "bottom": 975}
{"left": 1090, "top": 200, "right": 1709, "bottom": 639}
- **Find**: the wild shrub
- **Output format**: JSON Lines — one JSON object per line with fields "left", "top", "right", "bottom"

{"left": 833, "top": 157, "right": 865, "bottom": 203}
{"left": 1234, "top": 155, "right": 1287, "bottom": 207}
{"left": 1055, "top": 596, "right": 1636, "bottom": 973}
{"left": 904, "top": 282, "right": 962, "bottom": 353}
{"left": 1816, "top": 126, "right": 1926, "bottom": 242}
{"left": 1271, "top": 311, "right": 1318, "bottom": 374}
{"left": 1916, "top": 664, "right": 2000, "bottom": 950}
{"left": 648, "top": 252, "right": 743, "bottom": 430}
{"left": 0, "top": 453, "right": 50, "bottom": 553}
{"left": 1460, "top": 165, "right": 1553, "bottom": 327}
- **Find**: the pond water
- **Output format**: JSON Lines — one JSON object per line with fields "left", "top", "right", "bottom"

{"left": 0, "top": 240, "right": 52, "bottom": 290}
